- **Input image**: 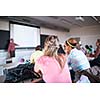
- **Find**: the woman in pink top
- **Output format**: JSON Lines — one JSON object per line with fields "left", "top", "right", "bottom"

{"left": 8, "top": 38, "right": 18, "bottom": 58}
{"left": 34, "top": 35, "right": 72, "bottom": 83}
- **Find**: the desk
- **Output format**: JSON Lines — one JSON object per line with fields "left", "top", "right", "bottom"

{"left": 3, "top": 62, "right": 18, "bottom": 69}
{"left": 87, "top": 57, "right": 95, "bottom": 61}
{"left": 0, "top": 62, "right": 18, "bottom": 70}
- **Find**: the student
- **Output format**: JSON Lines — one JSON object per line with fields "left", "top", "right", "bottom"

{"left": 90, "top": 45, "right": 94, "bottom": 54}
{"left": 95, "top": 39, "right": 100, "bottom": 58}
{"left": 8, "top": 38, "right": 18, "bottom": 58}
{"left": 89, "top": 39, "right": 100, "bottom": 67}
{"left": 30, "top": 45, "right": 44, "bottom": 64}
{"left": 89, "top": 54, "right": 100, "bottom": 67}
{"left": 64, "top": 38, "right": 90, "bottom": 82}
{"left": 57, "top": 44, "right": 66, "bottom": 55}
{"left": 85, "top": 45, "right": 92, "bottom": 57}
{"left": 34, "top": 35, "right": 72, "bottom": 83}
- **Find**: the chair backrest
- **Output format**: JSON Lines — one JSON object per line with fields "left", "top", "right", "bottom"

{"left": 81, "top": 70, "right": 100, "bottom": 83}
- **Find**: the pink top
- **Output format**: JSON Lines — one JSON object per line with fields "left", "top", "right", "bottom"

{"left": 35, "top": 56, "right": 72, "bottom": 83}
{"left": 8, "top": 43, "right": 15, "bottom": 52}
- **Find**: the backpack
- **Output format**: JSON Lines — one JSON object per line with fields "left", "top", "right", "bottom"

{"left": 4, "top": 63, "right": 41, "bottom": 83}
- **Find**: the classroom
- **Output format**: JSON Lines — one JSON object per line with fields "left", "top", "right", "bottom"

{"left": 0, "top": 16, "right": 100, "bottom": 83}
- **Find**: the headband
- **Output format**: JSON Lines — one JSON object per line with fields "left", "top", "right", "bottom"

{"left": 67, "top": 40, "right": 76, "bottom": 48}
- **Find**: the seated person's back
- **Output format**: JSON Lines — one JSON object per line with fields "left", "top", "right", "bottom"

{"left": 34, "top": 36, "right": 72, "bottom": 83}
{"left": 30, "top": 45, "right": 44, "bottom": 64}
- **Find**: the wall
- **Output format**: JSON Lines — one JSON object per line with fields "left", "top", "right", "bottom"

{"left": 40, "top": 27, "right": 69, "bottom": 45}
{"left": 0, "top": 20, "right": 9, "bottom": 65}
{"left": 0, "top": 20, "right": 9, "bottom": 31}
{"left": 69, "top": 25, "right": 100, "bottom": 49}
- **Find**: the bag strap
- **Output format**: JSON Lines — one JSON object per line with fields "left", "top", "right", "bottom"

{"left": 81, "top": 70, "right": 100, "bottom": 83}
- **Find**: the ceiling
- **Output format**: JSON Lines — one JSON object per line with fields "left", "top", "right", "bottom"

{"left": 0, "top": 16, "right": 100, "bottom": 32}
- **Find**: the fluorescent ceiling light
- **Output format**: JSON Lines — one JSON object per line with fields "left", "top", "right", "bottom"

{"left": 92, "top": 16, "right": 98, "bottom": 21}
{"left": 75, "top": 16, "right": 84, "bottom": 22}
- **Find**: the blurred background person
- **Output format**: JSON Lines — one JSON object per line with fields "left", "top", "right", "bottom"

{"left": 89, "top": 39, "right": 100, "bottom": 67}
{"left": 8, "top": 38, "right": 19, "bottom": 58}
{"left": 85, "top": 45, "right": 92, "bottom": 57}
{"left": 30, "top": 45, "right": 43, "bottom": 64}
{"left": 95, "top": 39, "right": 100, "bottom": 58}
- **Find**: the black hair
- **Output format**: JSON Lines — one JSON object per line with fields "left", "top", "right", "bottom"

{"left": 57, "top": 44, "right": 65, "bottom": 55}
{"left": 35, "top": 45, "right": 42, "bottom": 51}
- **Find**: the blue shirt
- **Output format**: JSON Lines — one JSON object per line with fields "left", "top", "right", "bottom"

{"left": 68, "top": 48, "right": 90, "bottom": 72}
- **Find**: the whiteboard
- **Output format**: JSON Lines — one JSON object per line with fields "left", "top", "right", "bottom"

{"left": 10, "top": 24, "right": 40, "bottom": 48}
